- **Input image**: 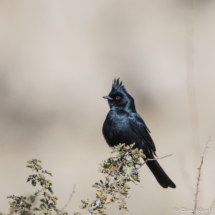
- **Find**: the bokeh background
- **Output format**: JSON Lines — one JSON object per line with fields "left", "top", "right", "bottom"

{"left": 0, "top": 0, "right": 215, "bottom": 214}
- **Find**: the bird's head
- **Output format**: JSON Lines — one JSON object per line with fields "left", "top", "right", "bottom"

{"left": 103, "top": 78, "right": 136, "bottom": 112}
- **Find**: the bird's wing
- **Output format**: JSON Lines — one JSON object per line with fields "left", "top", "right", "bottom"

{"left": 128, "top": 112, "right": 156, "bottom": 155}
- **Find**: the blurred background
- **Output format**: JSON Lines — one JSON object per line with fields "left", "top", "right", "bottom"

{"left": 0, "top": 0, "right": 215, "bottom": 214}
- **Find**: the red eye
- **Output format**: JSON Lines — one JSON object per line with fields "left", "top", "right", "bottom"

{"left": 116, "top": 96, "right": 120, "bottom": 100}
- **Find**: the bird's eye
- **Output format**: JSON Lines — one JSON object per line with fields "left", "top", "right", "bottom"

{"left": 116, "top": 96, "right": 120, "bottom": 100}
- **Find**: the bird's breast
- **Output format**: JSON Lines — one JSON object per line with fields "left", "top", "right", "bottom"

{"left": 102, "top": 110, "right": 134, "bottom": 147}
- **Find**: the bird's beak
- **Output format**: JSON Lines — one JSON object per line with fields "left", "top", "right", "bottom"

{"left": 103, "top": 96, "right": 113, "bottom": 100}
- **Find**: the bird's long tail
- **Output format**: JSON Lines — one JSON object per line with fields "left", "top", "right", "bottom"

{"left": 146, "top": 160, "right": 176, "bottom": 188}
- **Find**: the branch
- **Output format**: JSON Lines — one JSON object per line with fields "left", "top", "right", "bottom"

{"left": 137, "top": 153, "right": 173, "bottom": 170}
{"left": 109, "top": 143, "right": 135, "bottom": 187}
{"left": 87, "top": 199, "right": 101, "bottom": 215}
{"left": 61, "top": 184, "right": 76, "bottom": 214}
{"left": 87, "top": 145, "right": 173, "bottom": 215}
{"left": 115, "top": 153, "right": 173, "bottom": 185}
{"left": 87, "top": 143, "right": 135, "bottom": 215}
{"left": 193, "top": 137, "right": 211, "bottom": 215}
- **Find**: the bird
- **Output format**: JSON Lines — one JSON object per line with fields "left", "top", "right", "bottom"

{"left": 102, "top": 78, "right": 176, "bottom": 188}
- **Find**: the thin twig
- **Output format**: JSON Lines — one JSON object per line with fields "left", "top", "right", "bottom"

{"left": 115, "top": 153, "right": 173, "bottom": 184}
{"left": 61, "top": 184, "right": 76, "bottom": 214}
{"left": 193, "top": 137, "right": 211, "bottom": 215}
{"left": 130, "top": 179, "right": 144, "bottom": 188}
{"left": 137, "top": 154, "right": 173, "bottom": 170}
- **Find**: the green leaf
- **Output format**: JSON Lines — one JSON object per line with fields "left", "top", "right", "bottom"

{"left": 33, "top": 207, "right": 42, "bottom": 211}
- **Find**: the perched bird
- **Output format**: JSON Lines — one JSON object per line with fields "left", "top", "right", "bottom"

{"left": 102, "top": 78, "right": 176, "bottom": 188}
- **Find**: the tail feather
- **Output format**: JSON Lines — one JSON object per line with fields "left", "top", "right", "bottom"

{"left": 146, "top": 160, "right": 176, "bottom": 188}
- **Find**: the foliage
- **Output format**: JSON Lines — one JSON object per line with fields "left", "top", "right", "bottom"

{"left": 7, "top": 159, "right": 68, "bottom": 215}
{"left": 78, "top": 143, "right": 146, "bottom": 215}
{"left": 4, "top": 144, "right": 149, "bottom": 215}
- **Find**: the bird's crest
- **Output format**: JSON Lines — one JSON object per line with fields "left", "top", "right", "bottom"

{"left": 112, "top": 78, "right": 126, "bottom": 92}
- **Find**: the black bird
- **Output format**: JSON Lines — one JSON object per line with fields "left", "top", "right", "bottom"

{"left": 102, "top": 78, "right": 176, "bottom": 188}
